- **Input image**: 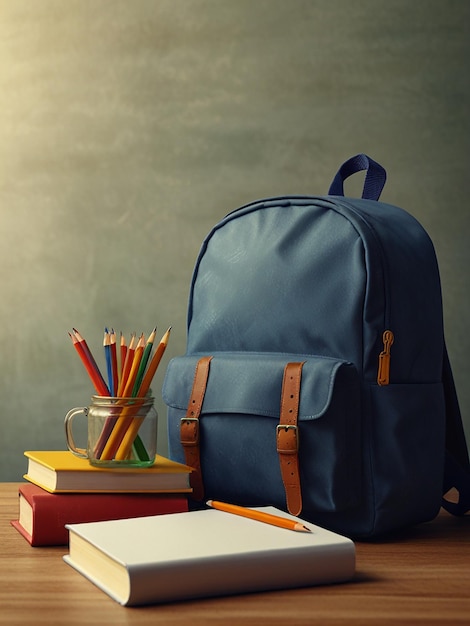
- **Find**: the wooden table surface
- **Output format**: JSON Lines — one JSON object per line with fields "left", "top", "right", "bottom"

{"left": 1, "top": 482, "right": 469, "bottom": 625}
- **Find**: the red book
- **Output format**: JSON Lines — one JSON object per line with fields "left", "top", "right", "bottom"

{"left": 11, "top": 483, "right": 189, "bottom": 547}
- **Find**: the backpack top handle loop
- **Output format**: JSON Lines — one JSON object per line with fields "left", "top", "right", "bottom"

{"left": 328, "top": 153, "right": 387, "bottom": 201}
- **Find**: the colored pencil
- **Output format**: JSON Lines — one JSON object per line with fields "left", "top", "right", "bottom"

{"left": 206, "top": 500, "right": 311, "bottom": 533}
{"left": 117, "top": 333, "right": 136, "bottom": 397}
{"left": 70, "top": 330, "right": 110, "bottom": 397}
{"left": 103, "top": 329, "right": 113, "bottom": 396}
{"left": 100, "top": 335, "right": 146, "bottom": 460}
{"left": 131, "top": 327, "right": 157, "bottom": 397}
{"left": 114, "top": 327, "right": 172, "bottom": 460}
{"left": 70, "top": 325, "right": 171, "bottom": 462}
{"left": 120, "top": 334, "right": 145, "bottom": 398}
{"left": 119, "top": 332, "right": 127, "bottom": 383}
{"left": 92, "top": 402, "right": 122, "bottom": 460}
{"left": 110, "top": 329, "right": 119, "bottom": 396}
{"left": 137, "top": 327, "right": 171, "bottom": 398}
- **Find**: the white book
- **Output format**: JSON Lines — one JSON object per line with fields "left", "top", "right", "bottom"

{"left": 64, "top": 506, "right": 355, "bottom": 606}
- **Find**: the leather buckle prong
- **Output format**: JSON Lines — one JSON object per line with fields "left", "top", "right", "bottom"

{"left": 180, "top": 417, "right": 200, "bottom": 446}
{"left": 276, "top": 424, "right": 299, "bottom": 453}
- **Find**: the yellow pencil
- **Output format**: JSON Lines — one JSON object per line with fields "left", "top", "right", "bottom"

{"left": 114, "top": 327, "right": 172, "bottom": 460}
{"left": 206, "top": 500, "right": 311, "bottom": 533}
{"left": 99, "top": 335, "right": 146, "bottom": 460}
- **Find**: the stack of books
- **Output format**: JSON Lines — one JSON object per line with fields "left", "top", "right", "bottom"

{"left": 10, "top": 450, "right": 193, "bottom": 546}
{"left": 10, "top": 450, "right": 356, "bottom": 605}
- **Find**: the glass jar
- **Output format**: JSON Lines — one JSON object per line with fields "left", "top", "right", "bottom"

{"left": 65, "top": 395, "right": 157, "bottom": 467}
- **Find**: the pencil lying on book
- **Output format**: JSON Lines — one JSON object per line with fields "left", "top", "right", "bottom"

{"left": 206, "top": 500, "right": 311, "bottom": 533}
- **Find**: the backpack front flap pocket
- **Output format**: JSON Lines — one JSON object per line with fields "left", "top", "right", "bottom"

{"left": 163, "top": 352, "right": 361, "bottom": 516}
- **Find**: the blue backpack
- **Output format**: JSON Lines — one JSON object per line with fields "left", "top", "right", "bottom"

{"left": 163, "top": 154, "right": 470, "bottom": 538}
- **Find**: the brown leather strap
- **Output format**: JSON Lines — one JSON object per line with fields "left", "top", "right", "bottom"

{"left": 277, "top": 361, "right": 305, "bottom": 516}
{"left": 180, "top": 356, "right": 212, "bottom": 501}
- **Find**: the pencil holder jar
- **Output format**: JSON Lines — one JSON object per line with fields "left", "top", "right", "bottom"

{"left": 65, "top": 395, "right": 157, "bottom": 468}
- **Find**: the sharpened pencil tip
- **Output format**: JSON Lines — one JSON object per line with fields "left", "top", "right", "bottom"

{"left": 147, "top": 327, "right": 157, "bottom": 342}
{"left": 295, "top": 523, "right": 311, "bottom": 533}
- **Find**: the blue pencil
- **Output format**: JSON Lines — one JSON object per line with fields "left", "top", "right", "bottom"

{"left": 103, "top": 329, "right": 113, "bottom": 396}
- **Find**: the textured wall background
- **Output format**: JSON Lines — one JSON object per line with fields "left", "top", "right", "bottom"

{"left": 0, "top": 0, "right": 468, "bottom": 480}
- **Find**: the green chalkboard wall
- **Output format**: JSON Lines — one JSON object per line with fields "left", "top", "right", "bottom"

{"left": 0, "top": 0, "right": 468, "bottom": 480}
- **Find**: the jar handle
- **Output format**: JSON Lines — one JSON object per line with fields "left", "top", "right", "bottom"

{"left": 64, "top": 407, "right": 88, "bottom": 458}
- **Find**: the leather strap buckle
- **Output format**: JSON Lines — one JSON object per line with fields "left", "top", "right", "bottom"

{"left": 277, "top": 361, "right": 305, "bottom": 516}
{"left": 180, "top": 417, "right": 200, "bottom": 446}
{"left": 180, "top": 356, "right": 212, "bottom": 501}
{"left": 276, "top": 424, "right": 299, "bottom": 453}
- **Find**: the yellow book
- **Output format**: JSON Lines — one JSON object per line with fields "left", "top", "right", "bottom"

{"left": 23, "top": 450, "right": 192, "bottom": 494}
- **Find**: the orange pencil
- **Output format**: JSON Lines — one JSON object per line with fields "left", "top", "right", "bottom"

{"left": 70, "top": 330, "right": 110, "bottom": 397}
{"left": 100, "top": 335, "right": 146, "bottom": 460}
{"left": 121, "top": 334, "right": 145, "bottom": 398}
{"left": 114, "top": 328, "right": 172, "bottom": 460}
{"left": 117, "top": 332, "right": 136, "bottom": 397}
{"left": 206, "top": 500, "right": 311, "bottom": 533}
{"left": 137, "top": 327, "right": 171, "bottom": 398}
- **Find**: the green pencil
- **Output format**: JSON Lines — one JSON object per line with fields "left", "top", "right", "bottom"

{"left": 131, "top": 327, "right": 156, "bottom": 397}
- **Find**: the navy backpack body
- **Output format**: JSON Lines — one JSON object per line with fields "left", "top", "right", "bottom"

{"left": 163, "top": 154, "right": 470, "bottom": 538}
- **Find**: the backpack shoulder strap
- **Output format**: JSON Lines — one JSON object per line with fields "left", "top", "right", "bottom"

{"left": 441, "top": 343, "right": 470, "bottom": 515}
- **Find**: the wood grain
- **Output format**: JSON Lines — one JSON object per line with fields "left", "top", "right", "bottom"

{"left": 1, "top": 482, "right": 469, "bottom": 625}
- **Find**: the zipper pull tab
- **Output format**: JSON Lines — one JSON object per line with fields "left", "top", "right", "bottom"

{"left": 377, "top": 330, "right": 394, "bottom": 386}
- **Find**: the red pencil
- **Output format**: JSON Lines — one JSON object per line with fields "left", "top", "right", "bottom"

{"left": 70, "top": 330, "right": 110, "bottom": 397}
{"left": 117, "top": 332, "right": 136, "bottom": 397}
{"left": 100, "top": 335, "right": 146, "bottom": 461}
{"left": 119, "top": 332, "right": 127, "bottom": 382}
{"left": 114, "top": 327, "right": 172, "bottom": 460}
